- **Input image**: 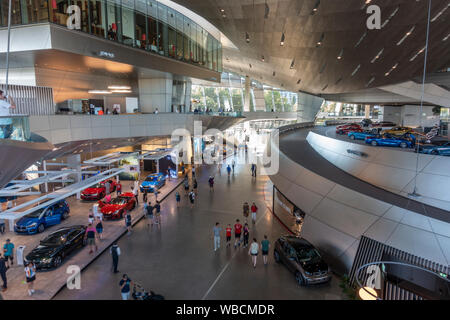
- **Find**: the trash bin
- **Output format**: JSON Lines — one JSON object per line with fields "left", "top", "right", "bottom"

{"left": 16, "top": 245, "right": 26, "bottom": 266}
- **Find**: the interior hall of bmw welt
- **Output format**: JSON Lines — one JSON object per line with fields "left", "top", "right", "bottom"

{"left": 0, "top": 0, "right": 449, "bottom": 312}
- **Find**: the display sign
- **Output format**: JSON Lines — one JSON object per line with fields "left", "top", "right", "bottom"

{"left": 273, "top": 187, "right": 304, "bottom": 235}
{"left": 118, "top": 155, "right": 140, "bottom": 180}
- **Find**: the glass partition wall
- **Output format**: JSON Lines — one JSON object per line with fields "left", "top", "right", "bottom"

{"left": 0, "top": 0, "right": 222, "bottom": 73}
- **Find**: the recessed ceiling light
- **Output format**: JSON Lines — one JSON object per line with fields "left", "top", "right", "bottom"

{"left": 220, "top": 8, "right": 225, "bottom": 12}
{"left": 431, "top": 3, "right": 449, "bottom": 22}
{"left": 88, "top": 90, "right": 111, "bottom": 94}
{"left": 366, "top": 77, "right": 375, "bottom": 87}
{"left": 108, "top": 85, "right": 131, "bottom": 90}
{"left": 290, "top": 59, "right": 295, "bottom": 69}
{"left": 397, "top": 25, "right": 415, "bottom": 45}
{"left": 245, "top": 32, "right": 250, "bottom": 43}
{"left": 371, "top": 48, "right": 384, "bottom": 63}
{"left": 261, "top": 55, "right": 265, "bottom": 62}
{"left": 337, "top": 48, "right": 344, "bottom": 60}
{"left": 280, "top": 33, "right": 285, "bottom": 46}
{"left": 351, "top": 64, "right": 361, "bottom": 76}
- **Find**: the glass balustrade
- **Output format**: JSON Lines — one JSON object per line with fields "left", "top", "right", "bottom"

{"left": 0, "top": 115, "right": 31, "bottom": 141}
{"left": 0, "top": 0, "right": 222, "bottom": 73}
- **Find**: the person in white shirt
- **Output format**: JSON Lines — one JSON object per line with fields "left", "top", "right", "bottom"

{"left": 93, "top": 203, "right": 102, "bottom": 221}
{"left": 24, "top": 262, "right": 36, "bottom": 296}
{"left": 0, "top": 90, "right": 16, "bottom": 139}
{"left": 248, "top": 238, "right": 259, "bottom": 268}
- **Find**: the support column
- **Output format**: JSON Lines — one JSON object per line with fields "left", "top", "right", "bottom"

{"left": 43, "top": 160, "right": 48, "bottom": 193}
{"left": 66, "top": 154, "right": 82, "bottom": 200}
{"left": 243, "top": 76, "right": 251, "bottom": 112}
{"left": 138, "top": 75, "right": 173, "bottom": 113}
{"left": 365, "top": 105, "right": 371, "bottom": 119}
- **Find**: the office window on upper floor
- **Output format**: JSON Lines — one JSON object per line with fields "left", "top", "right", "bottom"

{"left": 1, "top": 0, "right": 22, "bottom": 26}
{"left": 89, "top": 0, "right": 106, "bottom": 38}
{"left": 18, "top": 0, "right": 49, "bottom": 25}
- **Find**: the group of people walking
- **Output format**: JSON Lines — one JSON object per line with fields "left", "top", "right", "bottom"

{"left": 212, "top": 220, "right": 270, "bottom": 268}
{"left": 243, "top": 201, "right": 259, "bottom": 223}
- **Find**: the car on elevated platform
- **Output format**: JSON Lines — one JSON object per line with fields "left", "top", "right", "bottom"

{"left": 140, "top": 173, "right": 166, "bottom": 193}
{"left": 98, "top": 192, "right": 136, "bottom": 220}
{"left": 80, "top": 179, "right": 117, "bottom": 201}
{"left": 24, "top": 225, "right": 87, "bottom": 269}
{"left": 14, "top": 200, "right": 70, "bottom": 234}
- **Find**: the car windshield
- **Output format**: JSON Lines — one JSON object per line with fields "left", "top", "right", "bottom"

{"left": 291, "top": 243, "right": 321, "bottom": 263}
{"left": 90, "top": 183, "right": 104, "bottom": 189}
{"left": 110, "top": 198, "right": 127, "bottom": 205}
{"left": 40, "top": 230, "right": 68, "bottom": 246}
{"left": 144, "top": 176, "right": 158, "bottom": 182}
{"left": 27, "top": 207, "right": 46, "bottom": 218}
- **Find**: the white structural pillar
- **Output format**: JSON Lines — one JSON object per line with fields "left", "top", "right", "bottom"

{"left": 365, "top": 105, "right": 371, "bottom": 118}
{"left": 243, "top": 76, "right": 251, "bottom": 112}
{"left": 66, "top": 154, "right": 82, "bottom": 200}
{"left": 138, "top": 75, "right": 173, "bottom": 113}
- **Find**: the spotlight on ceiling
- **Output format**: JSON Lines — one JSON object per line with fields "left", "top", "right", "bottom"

{"left": 290, "top": 59, "right": 295, "bottom": 69}
{"left": 280, "top": 33, "right": 285, "bottom": 46}
{"left": 311, "top": 0, "right": 320, "bottom": 15}
{"left": 246, "top": 32, "right": 250, "bottom": 43}
{"left": 261, "top": 55, "right": 265, "bottom": 62}
{"left": 88, "top": 90, "right": 111, "bottom": 94}
{"left": 108, "top": 85, "right": 131, "bottom": 90}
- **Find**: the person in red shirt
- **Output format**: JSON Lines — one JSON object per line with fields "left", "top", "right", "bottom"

{"left": 234, "top": 219, "right": 243, "bottom": 248}
{"left": 116, "top": 182, "right": 122, "bottom": 195}
{"left": 251, "top": 202, "right": 258, "bottom": 224}
{"left": 225, "top": 224, "right": 232, "bottom": 247}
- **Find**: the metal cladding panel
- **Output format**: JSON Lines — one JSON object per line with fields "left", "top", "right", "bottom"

{"left": 0, "top": 83, "right": 54, "bottom": 115}
{"left": 349, "top": 235, "right": 448, "bottom": 300}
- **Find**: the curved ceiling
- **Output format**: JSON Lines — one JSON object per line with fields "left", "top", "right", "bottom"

{"left": 172, "top": 0, "right": 450, "bottom": 95}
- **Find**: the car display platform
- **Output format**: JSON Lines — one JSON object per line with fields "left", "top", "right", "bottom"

{"left": 0, "top": 175, "right": 183, "bottom": 300}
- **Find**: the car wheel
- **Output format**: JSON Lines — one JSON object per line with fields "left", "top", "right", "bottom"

{"left": 338, "top": 130, "right": 343, "bottom": 135}
{"left": 349, "top": 135, "right": 355, "bottom": 140}
{"left": 62, "top": 211, "right": 69, "bottom": 220}
{"left": 400, "top": 142, "right": 407, "bottom": 148}
{"left": 295, "top": 272, "right": 306, "bottom": 286}
{"left": 431, "top": 150, "right": 438, "bottom": 155}
{"left": 371, "top": 129, "right": 378, "bottom": 134}
{"left": 53, "top": 255, "right": 62, "bottom": 268}
{"left": 371, "top": 141, "right": 378, "bottom": 146}
{"left": 274, "top": 250, "right": 281, "bottom": 263}
{"left": 37, "top": 224, "right": 45, "bottom": 233}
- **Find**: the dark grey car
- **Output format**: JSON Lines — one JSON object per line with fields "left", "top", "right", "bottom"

{"left": 273, "top": 235, "right": 332, "bottom": 286}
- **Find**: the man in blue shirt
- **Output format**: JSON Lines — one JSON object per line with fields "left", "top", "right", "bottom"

{"left": 213, "top": 222, "right": 221, "bottom": 251}
{"left": 3, "top": 239, "right": 14, "bottom": 268}
{"left": 119, "top": 274, "right": 133, "bottom": 300}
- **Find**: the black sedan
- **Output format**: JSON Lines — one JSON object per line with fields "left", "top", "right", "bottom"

{"left": 25, "top": 225, "right": 87, "bottom": 270}
{"left": 273, "top": 235, "right": 331, "bottom": 286}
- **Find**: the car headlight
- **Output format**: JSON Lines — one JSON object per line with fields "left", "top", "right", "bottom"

{"left": 28, "top": 223, "right": 37, "bottom": 228}
{"left": 41, "top": 257, "right": 52, "bottom": 264}
{"left": 304, "top": 271, "right": 312, "bottom": 276}
{"left": 113, "top": 210, "right": 120, "bottom": 215}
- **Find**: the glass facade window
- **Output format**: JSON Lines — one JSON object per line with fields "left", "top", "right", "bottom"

{"left": 0, "top": 0, "right": 222, "bottom": 73}
{"left": 89, "top": 0, "right": 106, "bottom": 38}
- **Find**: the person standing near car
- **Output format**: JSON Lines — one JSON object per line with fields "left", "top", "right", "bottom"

{"left": 116, "top": 182, "right": 122, "bottom": 195}
{"left": 261, "top": 235, "right": 270, "bottom": 265}
{"left": 0, "top": 253, "right": 7, "bottom": 292}
{"left": 95, "top": 217, "right": 103, "bottom": 240}
{"left": 132, "top": 186, "right": 139, "bottom": 205}
{"left": 125, "top": 210, "right": 132, "bottom": 235}
{"left": 119, "top": 274, "right": 133, "bottom": 300}
{"left": 153, "top": 186, "right": 158, "bottom": 202}
{"left": 84, "top": 223, "right": 98, "bottom": 254}
{"left": 142, "top": 189, "right": 148, "bottom": 203}
{"left": 3, "top": 239, "right": 14, "bottom": 268}
{"left": 110, "top": 242, "right": 121, "bottom": 273}
{"left": 105, "top": 180, "right": 111, "bottom": 196}
{"left": 248, "top": 238, "right": 259, "bottom": 268}
{"left": 193, "top": 179, "right": 198, "bottom": 196}
{"left": 0, "top": 90, "right": 16, "bottom": 139}
{"left": 24, "top": 261, "right": 36, "bottom": 296}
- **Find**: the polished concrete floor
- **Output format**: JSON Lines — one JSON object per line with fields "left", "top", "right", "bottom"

{"left": 55, "top": 151, "right": 345, "bottom": 300}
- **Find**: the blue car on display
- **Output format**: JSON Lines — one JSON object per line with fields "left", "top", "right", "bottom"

{"left": 416, "top": 141, "right": 450, "bottom": 156}
{"left": 140, "top": 173, "right": 166, "bottom": 192}
{"left": 14, "top": 200, "right": 70, "bottom": 234}
{"left": 365, "top": 134, "right": 415, "bottom": 149}
{"left": 347, "top": 131, "right": 377, "bottom": 140}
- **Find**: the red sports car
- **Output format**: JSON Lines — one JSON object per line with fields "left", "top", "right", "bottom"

{"left": 335, "top": 123, "right": 363, "bottom": 135}
{"left": 98, "top": 192, "right": 136, "bottom": 220}
{"left": 80, "top": 180, "right": 117, "bottom": 201}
